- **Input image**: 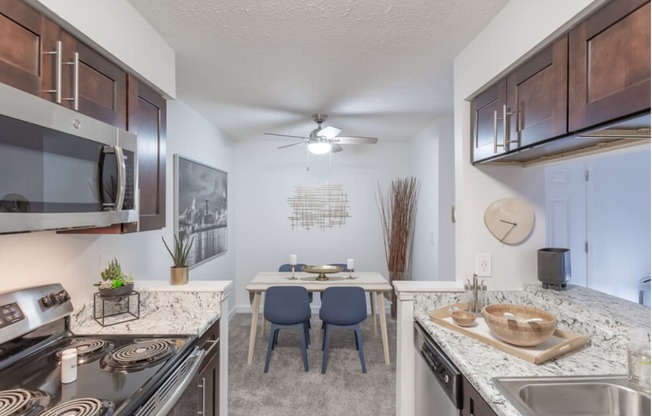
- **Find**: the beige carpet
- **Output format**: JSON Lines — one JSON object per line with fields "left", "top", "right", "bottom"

{"left": 228, "top": 313, "right": 396, "bottom": 416}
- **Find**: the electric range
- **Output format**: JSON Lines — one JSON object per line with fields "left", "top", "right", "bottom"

{"left": 0, "top": 284, "right": 203, "bottom": 416}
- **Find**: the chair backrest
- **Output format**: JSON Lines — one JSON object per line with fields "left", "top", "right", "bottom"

{"left": 264, "top": 286, "right": 311, "bottom": 324}
{"left": 319, "top": 286, "right": 367, "bottom": 325}
{"left": 278, "top": 263, "right": 306, "bottom": 272}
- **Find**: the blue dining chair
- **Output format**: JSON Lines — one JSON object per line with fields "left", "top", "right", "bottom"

{"left": 278, "top": 264, "right": 312, "bottom": 304}
{"left": 264, "top": 286, "right": 312, "bottom": 373}
{"left": 319, "top": 286, "right": 367, "bottom": 374}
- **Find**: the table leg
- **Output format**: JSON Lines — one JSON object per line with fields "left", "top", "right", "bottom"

{"left": 377, "top": 291, "right": 390, "bottom": 365}
{"left": 370, "top": 291, "right": 378, "bottom": 336}
{"left": 247, "top": 292, "right": 261, "bottom": 366}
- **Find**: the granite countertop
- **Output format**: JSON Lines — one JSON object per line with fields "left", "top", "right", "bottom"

{"left": 71, "top": 280, "right": 231, "bottom": 337}
{"left": 414, "top": 284, "right": 650, "bottom": 416}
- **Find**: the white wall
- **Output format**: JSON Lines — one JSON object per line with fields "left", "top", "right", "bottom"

{"left": 233, "top": 141, "right": 408, "bottom": 310}
{"left": 453, "top": 0, "right": 601, "bottom": 289}
{"left": 408, "top": 118, "right": 455, "bottom": 281}
{"left": 0, "top": 100, "right": 235, "bottom": 310}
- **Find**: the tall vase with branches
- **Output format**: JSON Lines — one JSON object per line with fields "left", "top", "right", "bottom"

{"left": 375, "top": 177, "right": 420, "bottom": 318}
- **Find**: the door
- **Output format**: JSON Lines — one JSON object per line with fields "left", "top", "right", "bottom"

{"left": 471, "top": 79, "right": 507, "bottom": 163}
{"left": 507, "top": 36, "right": 568, "bottom": 149}
{"left": 568, "top": 0, "right": 651, "bottom": 132}
{"left": 127, "top": 76, "right": 166, "bottom": 231}
{"left": 545, "top": 149, "right": 651, "bottom": 301}
{"left": 544, "top": 164, "right": 588, "bottom": 286}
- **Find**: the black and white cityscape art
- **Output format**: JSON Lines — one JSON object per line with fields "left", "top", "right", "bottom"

{"left": 175, "top": 155, "right": 228, "bottom": 268}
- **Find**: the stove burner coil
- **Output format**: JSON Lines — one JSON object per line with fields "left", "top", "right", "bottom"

{"left": 39, "top": 398, "right": 113, "bottom": 416}
{"left": 100, "top": 340, "right": 176, "bottom": 373}
{"left": 0, "top": 389, "right": 49, "bottom": 416}
{"left": 55, "top": 339, "right": 113, "bottom": 364}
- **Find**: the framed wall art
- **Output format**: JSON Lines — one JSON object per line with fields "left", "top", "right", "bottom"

{"left": 174, "top": 155, "right": 228, "bottom": 268}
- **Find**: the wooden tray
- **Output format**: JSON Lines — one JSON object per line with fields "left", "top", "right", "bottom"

{"left": 428, "top": 304, "right": 589, "bottom": 364}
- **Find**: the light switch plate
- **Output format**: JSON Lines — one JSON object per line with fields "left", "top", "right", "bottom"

{"left": 475, "top": 253, "right": 491, "bottom": 277}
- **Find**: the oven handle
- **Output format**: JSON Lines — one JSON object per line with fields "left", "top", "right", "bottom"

{"left": 151, "top": 347, "right": 206, "bottom": 416}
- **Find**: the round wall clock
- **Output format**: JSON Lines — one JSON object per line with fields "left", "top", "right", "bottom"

{"left": 483, "top": 198, "right": 535, "bottom": 244}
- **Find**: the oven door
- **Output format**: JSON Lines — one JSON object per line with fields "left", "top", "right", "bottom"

{"left": 133, "top": 347, "right": 206, "bottom": 416}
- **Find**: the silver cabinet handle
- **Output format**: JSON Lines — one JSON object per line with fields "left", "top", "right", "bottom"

{"left": 63, "top": 52, "right": 79, "bottom": 110}
{"left": 43, "top": 41, "right": 62, "bottom": 103}
{"left": 502, "top": 104, "right": 519, "bottom": 151}
{"left": 198, "top": 377, "right": 206, "bottom": 415}
{"left": 493, "top": 109, "right": 501, "bottom": 154}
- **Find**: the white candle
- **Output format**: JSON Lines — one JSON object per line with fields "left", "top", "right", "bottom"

{"left": 347, "top": 258, "right": 354, "bottom": 270}
{"left": 289, "top": 254, "right": 297, "bottom": 265}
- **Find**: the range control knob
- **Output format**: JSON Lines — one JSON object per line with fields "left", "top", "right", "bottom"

{"left": 55, "top": 290, "right": 70, "bottom": 304}
{"left": 40, "top": 294, "right": 54, "bottom": 308}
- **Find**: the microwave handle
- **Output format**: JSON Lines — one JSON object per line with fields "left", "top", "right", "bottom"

{"left": 113, "top": 145, "right": 127, "bottom": 211}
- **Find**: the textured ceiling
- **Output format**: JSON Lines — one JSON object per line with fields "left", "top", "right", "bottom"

{"left": 127, "top": 0, "right": 508, "bottom": 142}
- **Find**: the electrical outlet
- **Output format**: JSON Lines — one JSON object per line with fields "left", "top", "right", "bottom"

{"left": 475, "top": 253, "right": 492, "bottom": 277}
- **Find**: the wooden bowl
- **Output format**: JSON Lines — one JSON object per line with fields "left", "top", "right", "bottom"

{"left": 450, "top": 310, "right": 476, "bottom": 327}
{"left": 482, "top": 304, "right": 557, "bottom": 346}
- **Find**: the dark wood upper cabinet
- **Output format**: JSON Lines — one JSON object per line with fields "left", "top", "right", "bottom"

{"left": 61, "top": 33, "right": 127, "bottom": 129}
{"left": 507, "top": 35, "right": 568, "bottom": 148}
{"left": 569, "top": 0, "right": 651, "bottom": 132}
{"left": 127, "top": 76, "right": 166, "bottom": 232}
{"left": 471, "top": 79, "right": 507, "bottom": 163}
{"left": 0, "top": 1, "right": 127, "bottom": 129}
{"left": 0, "top": 1, "right": 55, "bottom": 96}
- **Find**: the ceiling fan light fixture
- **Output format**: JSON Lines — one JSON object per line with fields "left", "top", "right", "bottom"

{"left": 307, "top": 142, "right": 332, "bottom": 154}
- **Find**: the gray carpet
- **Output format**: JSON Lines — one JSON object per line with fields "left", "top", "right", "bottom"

{"left": 228, "top": 313, "right": 396, "bottom": 415}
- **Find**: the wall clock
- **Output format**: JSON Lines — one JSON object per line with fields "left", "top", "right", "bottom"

{"left": 483, "top": 198, "right": 535, "bottom": 244}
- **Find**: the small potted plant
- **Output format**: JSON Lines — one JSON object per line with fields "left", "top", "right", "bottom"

{"left": 162, "top": 235, "right": 194, "bottom": 285}
{"left": 96, "top": 258, "right": 134, "bottom": 297}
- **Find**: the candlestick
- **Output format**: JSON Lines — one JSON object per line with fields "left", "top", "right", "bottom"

{"left": 346, "top": 258, "right": 355, "bottom": 279}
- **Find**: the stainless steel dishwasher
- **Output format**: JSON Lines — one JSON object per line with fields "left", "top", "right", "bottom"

{"left": 414, "top": 321, "right": 462, "bottom": 416}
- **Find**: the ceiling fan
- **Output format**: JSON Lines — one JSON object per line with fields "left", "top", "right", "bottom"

{"left": 264, "top": 114, "right": 378, "bottom": 154}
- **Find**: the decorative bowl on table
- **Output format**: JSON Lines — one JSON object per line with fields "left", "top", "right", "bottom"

{"left": 482, "top": 304, "right": 557, "bottom": 347}
{"left": 302, "top": 265, "right": 343, "bottom": 281}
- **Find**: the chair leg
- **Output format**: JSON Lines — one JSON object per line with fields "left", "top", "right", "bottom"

{"left": 354, "top": 330, "right": 359, "bottom": 350}
{"left": 300, "top": 323, "right": 309, "bottom": 372}
{"left": 321, "top": 323, "right": 328, "bottom": 351}
{"left": 354, "top": 325, "right": 367, "bottom": 373}
{"left": 272, "top": 328, "right": 279, "bottom": 349}
{"left": 264, "top": 324, "right": 277, "bottom": 373}
{"left": 304, "top": 320, "right": 311, "bottom": 346}
{"left": 321, "top": 325, "right": 333, "bottom": 374}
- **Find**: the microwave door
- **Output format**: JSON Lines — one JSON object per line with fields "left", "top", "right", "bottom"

{"left": 99, "top": 145, "right": 127, "bottom": 211}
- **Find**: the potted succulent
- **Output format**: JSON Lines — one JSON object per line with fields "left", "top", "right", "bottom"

{"left": 96, "top": 258, "right": 134, "bottom": 297}
{"left": 162, "top": 235, "right": 194, "bottom": 285}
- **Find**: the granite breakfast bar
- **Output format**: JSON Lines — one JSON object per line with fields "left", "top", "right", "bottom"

{"left": 396, "top": 282, "right": 651, "bottom": 416}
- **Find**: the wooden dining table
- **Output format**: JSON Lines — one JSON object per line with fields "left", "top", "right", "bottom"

{"left": 245, "top": 271, "right": 393, "bottom": 366}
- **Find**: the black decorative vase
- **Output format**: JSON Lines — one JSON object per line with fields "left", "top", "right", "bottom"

{"left": 98, "top": 283, "right": 134, "bottom": 298}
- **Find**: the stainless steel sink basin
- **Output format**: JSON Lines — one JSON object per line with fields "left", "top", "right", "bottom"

{"left": 493, "top": 375, "right": 651, "bottom": 416}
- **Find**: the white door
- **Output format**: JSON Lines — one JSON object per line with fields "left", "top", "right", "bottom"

{"left": 544, "top": 164, "right": 588, "bottom": 286}
{"left": 545, "top": 148, "right": 651, "bottom": 303}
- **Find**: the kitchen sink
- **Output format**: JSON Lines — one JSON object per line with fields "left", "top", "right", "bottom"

{"left": 493, "top": 375, "right": 650, "bottom": 416}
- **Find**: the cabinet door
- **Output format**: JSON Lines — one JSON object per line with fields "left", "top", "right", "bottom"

{"left": 460, "top": 377, "right": 497, "bottom": 416}
{"left": 471, "top": 79, "right": 507, "bottom": 163}
{"left": 198, "top": 320, "right": 220, "bottom": 416}
{"left": 507, "top": 35, "right": 568, "bottom": 148}
{"left": 60, "top": 32, "right": 127, "bottom": 129}
{"left": 569, "top": 0, "right": 651, "bottom": 132}
{"left": 0, "top": 2, "right": 56, "bottom": 96}
{"left": 127, "top": 76, "right": 166, "bottom": 231}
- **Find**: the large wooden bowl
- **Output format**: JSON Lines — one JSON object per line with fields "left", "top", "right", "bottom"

{"left": 482, "top": 304, "right": 557, "bottom": 347}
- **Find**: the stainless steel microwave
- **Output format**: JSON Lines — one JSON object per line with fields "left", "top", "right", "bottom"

{"left": 0, "top": 83, "right": 138, "bottom": 234}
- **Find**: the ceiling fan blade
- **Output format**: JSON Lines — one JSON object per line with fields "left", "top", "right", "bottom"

{"left": 277, "top": 142, "right": 305, "bottom": 149}
{"left": 334, "top": 136, "right": 378, "bottom": 144}
{"left": 317, "top": 126, "right": 342, "bottom": 139}
{"left": 331, "top": 144, "right": 344, "bottom": 153}
{"left": 265, "top": 132, "right": 309, "bottom": 140}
